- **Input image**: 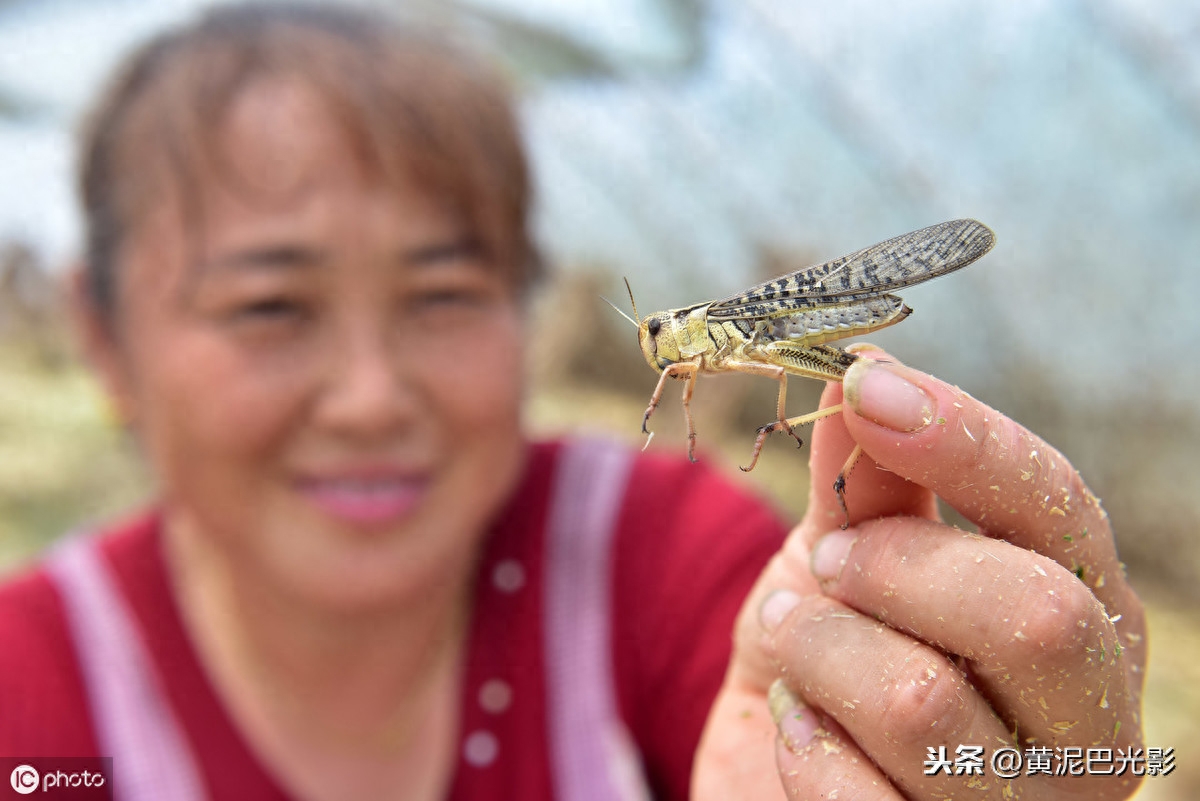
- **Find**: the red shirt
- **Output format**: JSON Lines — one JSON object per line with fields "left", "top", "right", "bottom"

{"left": 0, "top": 441, "right": 786, "bottom": 799}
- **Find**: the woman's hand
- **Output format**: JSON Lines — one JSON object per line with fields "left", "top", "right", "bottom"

{"left": 694, "top": 348, "right": 1146, "bottom": 800}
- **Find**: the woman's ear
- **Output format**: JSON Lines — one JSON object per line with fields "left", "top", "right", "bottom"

{"left": 66, "top": 264, "right": 137, "bottom": 427}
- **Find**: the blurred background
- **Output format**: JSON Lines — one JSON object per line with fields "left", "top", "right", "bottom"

{"left": 0, "top": 0, "right": 1195, "bottom": 797}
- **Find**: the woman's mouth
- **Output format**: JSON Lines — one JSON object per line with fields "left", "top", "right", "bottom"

{"left": 296, "top": 472, "right": 429, "bottom": 527}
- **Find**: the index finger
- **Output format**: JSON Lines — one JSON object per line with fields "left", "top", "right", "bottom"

{"left": 840, "top": 357, "right": 1137, "bottom": 619}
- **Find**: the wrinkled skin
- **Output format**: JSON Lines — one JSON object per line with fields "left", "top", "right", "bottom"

{"left": 695, "top": 347, "right": 1146, "bottom": 801}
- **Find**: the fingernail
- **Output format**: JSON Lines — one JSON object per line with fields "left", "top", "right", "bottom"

{"left": 810, "top": 529, "right": 857, "bottom": 583}
{"left": 843, "top": 359, "right": 934, "bottom": 432}
{"left": 844, "top": 342, "right": 884, "bottom": 356}
{"left": 768, "top": 679, "right": 818, "bottom": 753}
{"left": 759, "top": 589, "right": 802, "bottom": 632}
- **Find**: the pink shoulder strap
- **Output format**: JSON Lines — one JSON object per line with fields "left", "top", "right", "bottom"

{"left": 47, "top": 436, "right": 649, "bottom": 801}
{"left": 46, "top": 535, "right": 207, "bottom": 801}
{"left": 544, "top": 437, "right": 652, "bottom": 801}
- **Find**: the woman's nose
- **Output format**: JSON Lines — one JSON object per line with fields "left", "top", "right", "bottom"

{"left": 312, "top": 324, "right": 420, "bottom": 440}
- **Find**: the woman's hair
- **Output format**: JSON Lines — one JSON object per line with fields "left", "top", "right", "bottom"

{"left": 79, "top": 3, "right": 542, "bottom": 321}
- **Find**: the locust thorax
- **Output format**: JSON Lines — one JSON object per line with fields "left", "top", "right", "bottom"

{"left": 638, "top": 313, "right": 678, "bottom": 373}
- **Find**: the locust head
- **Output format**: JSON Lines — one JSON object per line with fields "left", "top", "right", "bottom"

{"left": 604, "top": 279, "right": 681, "bottom": 374}
{"left": 637, "top": 312, "right": 679, "bottom": 373}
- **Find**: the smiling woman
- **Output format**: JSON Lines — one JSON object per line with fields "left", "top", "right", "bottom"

{"left": 0, "top": 6, "right": 787, "bottom": 800}
{"left": 77, "top": 9, "right": 535, "bottom": 615}
{"left": 0, "top": 5, "right": 1148, "bottom": 801}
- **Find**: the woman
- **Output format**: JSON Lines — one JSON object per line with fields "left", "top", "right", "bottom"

{"left": 0, "top": 5, "right": 1146, "bottom": 801}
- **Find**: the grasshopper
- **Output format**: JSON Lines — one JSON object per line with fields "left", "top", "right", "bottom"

{"left": 613, "top": 218, "right": 995, "bottom": 522}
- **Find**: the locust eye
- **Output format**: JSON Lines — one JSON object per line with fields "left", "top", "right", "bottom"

{"left": 647, "top": 318, "right": 661, "bottom": 337}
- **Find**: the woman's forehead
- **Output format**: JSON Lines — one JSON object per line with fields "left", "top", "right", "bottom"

{"left": 123, "top": 76, "right": 463, "bottom": 244}
{"left": 81, "top": 12, "right": 538, "bottom": 311}
{"left": 212, "top": 79, "right": 387, "bottom": 200}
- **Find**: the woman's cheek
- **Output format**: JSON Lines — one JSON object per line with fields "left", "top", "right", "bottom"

{"left": 139, "top": 335, "right": 306, "bottom": 479}
{"left": 424, "top": 311, "right": 525, "bottom": 426}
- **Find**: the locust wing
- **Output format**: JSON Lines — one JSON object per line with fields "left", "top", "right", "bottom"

{"left": 708, "top": 218, "right": 994, "bottom": 322}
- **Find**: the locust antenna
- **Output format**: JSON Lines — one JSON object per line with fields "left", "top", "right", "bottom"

{"left": 624, "top": 277, "right": 640, "bottom": 322}
{"left": 601, "top": 295, "right": 639, "bottom": 329}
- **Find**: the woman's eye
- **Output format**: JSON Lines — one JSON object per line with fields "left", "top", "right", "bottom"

{"left": 229, "top": 297, "right": 312, "bottom": 328}
{"left": 238, "top": 297, "right": 303, "bottom": 318}
{"left": 412, "top": 287, "right": 487, "bottom": 310}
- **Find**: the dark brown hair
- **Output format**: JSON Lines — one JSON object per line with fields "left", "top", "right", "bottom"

{"left": 79, "top": 3, "right": 542, "bottom": 320}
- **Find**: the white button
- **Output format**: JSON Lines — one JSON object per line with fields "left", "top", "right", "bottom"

{"left": 464, "top": 730, "right": 499, "bottom": 767}
{"left": 492, "top": 559, "right": 526, "bottom": 593}
{"left": 479, "top": 679, "right": 513, "bottom": 714}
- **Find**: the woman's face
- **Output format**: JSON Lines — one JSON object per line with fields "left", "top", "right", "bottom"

{"left": 96, "top": 80, "right": 527, "bottom": 608}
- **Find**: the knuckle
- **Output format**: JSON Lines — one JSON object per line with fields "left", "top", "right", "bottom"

{"left": 966, "top": 404, "right": 1021, "bottom": 471}
{"left": 957, "top": 404, "right": 1110, "bottom": 538}
{"left": 854, "top": 516, "right": 916, "bottom": 567}
{"left": 980, "top": 415, "right": 1069, "bottom": 505}
{"left": 1002, "top": 563, "right": 1107, "bottom": 668}
{"left": 875, "top": 647, "right": 970, "bottom": 744}
{"left": 848, "top": 517, "right": 940, "bottom": 597}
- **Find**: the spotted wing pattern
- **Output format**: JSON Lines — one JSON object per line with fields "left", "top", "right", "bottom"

{"left": 708, "top": 219, "right": 995, "bottom": 321}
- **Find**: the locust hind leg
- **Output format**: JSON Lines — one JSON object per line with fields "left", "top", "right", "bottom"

{"left": 737, "top": 343, "right": 859, "bottom": 471}
{"left": 833, "top": 443, "right": 864, "bottom": 529}
{"left": 693, "top": 360, "right": 800, "bottom": 468}
{"left": 740, "top": 403, "right": 844, "bottom": 472}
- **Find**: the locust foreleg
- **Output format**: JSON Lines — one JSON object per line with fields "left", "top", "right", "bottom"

{"left": 641, "top": 361, "right": 699, "bottom": 457}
